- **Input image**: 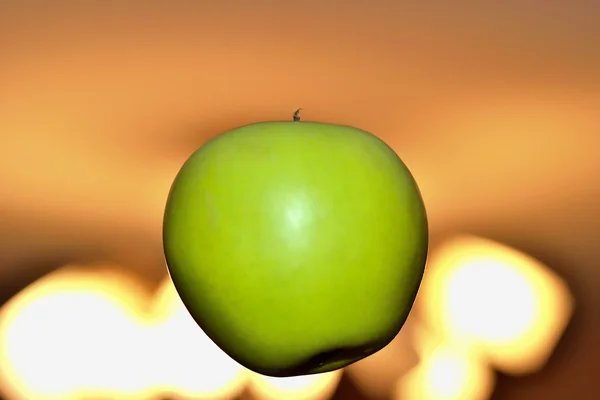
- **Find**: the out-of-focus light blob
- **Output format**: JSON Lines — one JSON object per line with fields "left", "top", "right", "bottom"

{"left": 395, "top": 325, "right": 495, "bottom": 400}
{"left": 248, "top": 370, "right": 343, "bottom": 400}
{"left": 148, "top": 277, "right": 249, "bottom": 400}
{"left": 418, "top": 235, "right": 574, "bottom": 375}
{"left": 0, "top": 266, "right": 154, "bottom": 400}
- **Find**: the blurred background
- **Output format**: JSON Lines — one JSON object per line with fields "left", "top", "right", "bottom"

{"left": 0, "top": 2, "right": 598, "bottom": 399}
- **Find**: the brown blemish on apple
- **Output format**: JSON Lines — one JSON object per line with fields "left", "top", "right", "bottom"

{"left": 259, "top": 344, "right": 380, "bottom": 377}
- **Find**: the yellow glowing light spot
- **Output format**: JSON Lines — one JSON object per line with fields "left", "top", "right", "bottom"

{"left": 396, "top": 325, "right": 495, "bottom": 400}
{"left": 249, "top": 370, "right": 343, "bottom": 400}
{"left": 444, "top": 258, "right": 536, "bottom": 343}
{"left": 149, "top": 277, "right": 249, "bottom": 400}
{"left": 418, "top": 235, "right": 574, "bottom": 375}
{"left": 0, "top": 265, "right": 154, "bottom": 400}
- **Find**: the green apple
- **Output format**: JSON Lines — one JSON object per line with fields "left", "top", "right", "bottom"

{"left": 163, "top": 111, "right": 428, "bottom": 377}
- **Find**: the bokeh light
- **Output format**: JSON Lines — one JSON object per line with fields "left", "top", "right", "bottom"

{"left": 248, "top": 369, "right": 343, "bottom": 400}
{"left": 417, "top": 235, "right": 574, "bottom": 375}
{"left": 0, "top": 265, "right": 153, "bottom": 400}
{"left": 396, "top": 324, "right": 495, "bottom": 400}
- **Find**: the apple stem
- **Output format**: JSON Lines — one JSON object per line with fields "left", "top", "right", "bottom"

{"left": 293, "top": 108, "right": 302, "bottom": 122}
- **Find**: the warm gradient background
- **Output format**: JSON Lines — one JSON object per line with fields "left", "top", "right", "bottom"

{"left": 1, "top": 2, "right": 599, "bottom": 399}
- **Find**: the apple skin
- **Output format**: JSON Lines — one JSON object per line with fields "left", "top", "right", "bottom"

{"left": 163, "top": 120, "right": 428, "bottom": 377}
